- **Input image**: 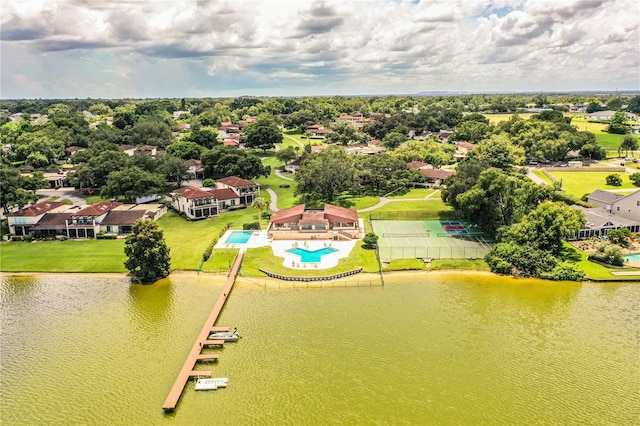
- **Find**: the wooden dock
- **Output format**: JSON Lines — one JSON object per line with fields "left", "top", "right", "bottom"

{"left": 162, "top": 252, "right": 244, "bottom": 413}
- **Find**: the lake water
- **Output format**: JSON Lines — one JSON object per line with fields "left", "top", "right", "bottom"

{"left": 1, "top": 273, "right": 638, "bottom": 425}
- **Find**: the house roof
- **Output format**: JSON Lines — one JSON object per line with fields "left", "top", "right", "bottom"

{"left": 587, "top": 189, "right": 623, "bottom": 204}
{"left": 101, "top": 210, "right": 148, "bottom": 226}
{"left": 270, "top": 203, "right": 358, "bottom": 225}
{"left": 419, "top": 169, "right": 455, "bottom": 180}
{"left": 173, "top": 187, "right": 215, "bottom": 199}
{"left": 457, "top": 142, "right": 476, "bottom": 149}
{"left": 9, "top": 201, "right": 66, "bottom": 217}
{"left": 217, "top": 176, "right": 257, "bottom": 188}
{"left": 573, "top": 206, "right": 640, "bottom": 229}
{"left": 210, "top": 188, "right": 239, "bottom": 200}
{"left": 184, "top": 159, "right": 202, "bottom": 167}
{"left": 72, "top": 201, "right": 122, "bottom": 217}
{"left": 270, "top": 204, "right": 306, "bottom": 224}
{"left": 30, "top": 212, "right": 73, "bottom": 229}
{"left": 323, "top": 204, "right": 358, "bottom": 222}
{"left": 407, "top": 161, "right": 429, "bottom": 170}
{"left": 119, "top": 144, "right": 136, "bottom": 151}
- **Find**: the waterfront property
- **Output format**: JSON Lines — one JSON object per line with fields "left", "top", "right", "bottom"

{"left": 170, "top": 176, "right": 259, "bottom": 220}
{"left": 572, "top": 189, "right": 640, "bottom": 239}
{"left": 270, "top": 239, "right": 357, "bottom": 269}
{"left": 7, "top": 200, "right": 68, "bottom": 236}
{"left": 268, "top": 203, "right": 363, "bottom": 240}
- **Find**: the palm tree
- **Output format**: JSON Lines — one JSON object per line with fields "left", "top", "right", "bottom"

{"left": 252, "top": 196, "right": 269, "bottom": 229}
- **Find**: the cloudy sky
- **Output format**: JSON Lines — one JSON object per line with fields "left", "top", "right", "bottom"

{"left": 1, "top": 0, "right": 638, "bottom": 99}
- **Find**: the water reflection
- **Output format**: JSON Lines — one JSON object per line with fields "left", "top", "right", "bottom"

{"left": 127, "top": 276, "right": 175, "bottom": 329}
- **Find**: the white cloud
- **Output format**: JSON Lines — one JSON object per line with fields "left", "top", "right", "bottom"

{"left": 0, "top": 0, "right": 638, "bottom": 98}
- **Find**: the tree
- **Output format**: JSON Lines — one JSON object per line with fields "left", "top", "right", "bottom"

{"left": 166, "top": 141, "right": 204, "bottom": 160}
{"left": 243, "top": 113, "right": 283, "bottom": 151}
{"left": 295, "top": 146, "right": 356, "bottom": 202}
{"left": 499, "top": 201, "right": 585, "bottom": 255}
{"left": 202, "top": 178, "right": 216, "bottom": 187}
{"left": 0, "top": 165, "right": 41, "bottom": 215}
{"left": 630, "top": 172, "right": 640, "bottom": 186}
{"left": 619, "top": 136, "right": 638, "bottom": 158}
{"left": 362, "top": 233, "right": 379, "bottom": 249}
{"left": 201, "top": 146, "right": 270, "bottom": 180}
{"left": 252, "top": 196, "right": 269, "bottom": 229}
{"left": 124, "top": 219, "right": 171, "bottom": 283}
{"left": 326, "top": 120, "right": 364, "bottom": 145}
{"left": 101, "top": 166, "right": 166, "bottom": 203}
{"left": 607, "top": 111, "right": 629, "bottom": 135}
{"left": 186, "top": 128, "right": 219, "bottom": 149}
{"left": 276, "top": 146, "right": 298, "bottom": 166}
{"left": 607, "top": 228, "right": 631, "bottom": 247}
{"left": 474, "top": 135, "right": 525, "bottom": 170}
{"left": 452, "top": 120, "right": 489, "bottom": 142}
{"left": 161, "top": 156, "right": 191, "bottom": 187}
{"left": 127, "top": 117, "right": 173, "bottom": 147}
{"left": 606, "top": 174, "right": 622, "bottom": 186}
{"left": 382, "top": 131, "right": 405, "bottom": 149}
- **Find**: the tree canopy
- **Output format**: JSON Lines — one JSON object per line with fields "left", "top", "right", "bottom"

{"left": 124, "top": 219, "right": 171, "bottom": 283}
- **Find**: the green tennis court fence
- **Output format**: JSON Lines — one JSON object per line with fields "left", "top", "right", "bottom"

{"left": 382, "top": 233, "right": 431, "bottom": 237}
{"left": 378, "top": 246, "right": 491, "bottom": 260}
{"left": 369, "top": 211, "right": 458, "bottom": 221}
{"left": 435, "top": 232, "right": 485, "bottom": 238}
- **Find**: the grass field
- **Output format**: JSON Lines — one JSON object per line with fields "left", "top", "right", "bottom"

{"left": 374, "top": 199, "right": 452, "bottom": 213}
{"left": 545, "top": 171, "right": 638, "bottom": 198}
{"left": 561, "top": 243, "right": 640, "bottom": 281}
{"left": 387, "top": 188, "right": 436, "bottom": 199}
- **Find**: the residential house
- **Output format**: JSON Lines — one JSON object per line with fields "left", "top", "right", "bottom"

{"left": 119, "top": 145, "right": 137, "bottom": 156}
{"left": 218, "top": 122, "right": 241, "bottom": 139}
{"left": 8, "top": 201, "right": 67, "bottom": 236}
{"left": 305, "top": 124, "right": 332, "bottom": 138}
{"left": 454, "top": 142, "right": 476, "bottom": 162}
{"left": 585, "top": 110, "right": 636, "bottom": 121}
{"left": 137, "top": 145, "right": 157, "bottom": 156}
{"left": 268, "top": 204, "right": 362, "bottom": 240}
{"left": 30, "top": 212, "right": 74, "bottom": 238}
{"left": 420, "top": 169, "right": 455, "bottom": 186}
{"left": 573, "top": 189, "right": 640, "bottom": 239}
{"left": 65, "top": 201, "right": 122, "bottom": 239}
{"left": 172, "top": 110, "right": 190, "bottom": 119}
{"left": 100, "top": 204, "right": 167, "bottom": 235}
{"left": 216, "top": 176, "right": 260, "bottom": 205}
{"left": 170, "top": 180, "right": 252, "bottom": 220}
{"left": 344, "top": 140, "right": 386, "bottom": 155}
{"left": 171, "top": 187, "right": 219, "bottom": 219}
{"left": 184, "top": 159, "right": 205, "bottom": 180}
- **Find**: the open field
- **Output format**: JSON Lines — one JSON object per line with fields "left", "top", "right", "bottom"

{"left": 485, "top": 113, "right": 534, "bottom": 124}
{"left": 387, "top": 188, "right": 436, "bottom": 199}
{"left": 541, "top": 171, "right": 638, "bottom": 198}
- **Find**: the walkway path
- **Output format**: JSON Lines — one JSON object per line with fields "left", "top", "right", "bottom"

{"left": 283, "top": 134, "right": 305, "bottom": 150}
{"left": 36, "top": 188, "right": 86, "bottom": 206}
{"left": 357, "top": 189, "right": 441, "bottom": 213}
{"left": 162, "top": 252, "right": 245, "bottom": 412}
{"left": 274, "top": 169, "right": 295, "bottom": 181}
{"left": 264, "top": 187, "right": 279, "bottom": 212}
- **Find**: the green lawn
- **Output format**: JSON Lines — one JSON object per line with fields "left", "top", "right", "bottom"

{"left": 375, "top": 199, "right": 451, "bottom": 213}
{"left": 159, "top": 209, "right": 260, "bottom": 270}
{"left": 201, "top": 248, "right": 240, "bottom": 273}
{"left": 546, "top": 171, "right": 637, "bottom": 198}
{"left": 241, "top": 242, "right": 379, "bottom": 277}
{"left": 383, "top": 259, "right": 427, "bottom": 271}
{"left": 561, "top": 242, "right": 640, "bottom": 281}
{"left": 388, "top": 188, "right": 436, "bottom": 199}
{"left": 335, "top": 195, "right": 380, "bottom": 210}
{"left": 255, "top": 156, "right": 300, "bottom": 209}
{"left": 0, "top": 239, "right": 127, "bottom": 272}
{"left": 429, "top": 259, "right": 491, "bottom": 271}
{"left": 486, "top": 113, "right": 534, "bottom": 124}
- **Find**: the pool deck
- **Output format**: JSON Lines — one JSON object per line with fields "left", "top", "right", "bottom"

{"left": 271, "top": 240, "right": 357, "bottom": 270}
{"left": 213, "top": 230, "right": 360, "bottom": 270}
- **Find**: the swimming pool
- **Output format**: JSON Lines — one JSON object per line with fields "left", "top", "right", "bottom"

{"left": 225, "top": 231, "right": 254, "bottom": 244}
{"left": 286, "top": 247, "right": 338, "bottom": 263}
{"left": 624, "top": 253, "right": 640, "bottom": 262}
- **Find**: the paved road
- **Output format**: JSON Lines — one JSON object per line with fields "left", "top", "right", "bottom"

{"left": 36, "top": 188, "right": 86, "bottom": 206}
{"left": 264, "top": 187, "right": 279, "bottom": 212}
{"left": 274, "top": 169, "right": 295, "bottom": 181}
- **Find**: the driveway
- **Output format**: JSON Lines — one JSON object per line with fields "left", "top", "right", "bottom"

{"left": 36, "top": 187, "right": 86, "bottom": 206}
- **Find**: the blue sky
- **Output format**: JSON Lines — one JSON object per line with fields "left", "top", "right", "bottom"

{"left": 1, "top": 0, "right": 638, "bottom": 99}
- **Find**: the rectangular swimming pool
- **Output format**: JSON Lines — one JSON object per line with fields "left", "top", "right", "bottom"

{"left": 624, "top": 253, "right": 640, "bottom": 262}
{"left": 225, "top": 231, "right": 254, "bottom": 244}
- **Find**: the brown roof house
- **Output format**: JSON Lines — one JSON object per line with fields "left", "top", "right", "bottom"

{"left": 268, "top": 204, "right": 362, "bottom": 240}
{"left": 170, "top": 178, "right": 257, "bottom": 220}
{"left": 100, "top": 204, "right": 167, "bottom": 236}
{"left": 65, "top": 201, "right": 122, "bottom": 239}
{"left": 8, "top": 201, "right": 68, "bottom": 236}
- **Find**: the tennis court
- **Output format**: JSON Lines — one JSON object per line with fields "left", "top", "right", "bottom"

{"left": 371, "top": 220, "right": 493, "bottom": 260}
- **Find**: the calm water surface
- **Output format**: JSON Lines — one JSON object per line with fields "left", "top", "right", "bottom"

{"left": 1, "top": 273, "right": 638, "bottom": 425}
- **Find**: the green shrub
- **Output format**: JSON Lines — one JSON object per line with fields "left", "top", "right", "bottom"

{"left": 362, "top": 233, "right": 378, "bottom": 250}
{"left": 96, "top": 234, "right": 117, "bottom": 239}
{"left": 243, "top": 222, "right": 260, "bottom": 230}
{"left": 23, "top": 235, "right": 33, "bottom": 242}
{"left": 606, "top": 174, "right": 622, "bottom": 186}
{"left": 11, "top": 236, "right": 23, "bottom": 241}
{"left": 540, "top": 261, "right": 586, "bottom": 281}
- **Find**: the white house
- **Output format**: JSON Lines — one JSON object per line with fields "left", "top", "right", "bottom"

{"left": 7, "top": 201, "right": 68, "bottom": 236}
{"left": 573, "top": 189, "right": 640, "bottom": 239}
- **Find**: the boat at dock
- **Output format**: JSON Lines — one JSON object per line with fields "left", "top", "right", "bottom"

{"left": 195, "top": 377, "right": 228, "bottom": 391}
{"left": 208, "top": 327, "right": 240, "bottom": 342}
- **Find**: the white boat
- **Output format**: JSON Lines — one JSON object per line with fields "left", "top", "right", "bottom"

{"left": 209, "top": 328, "right": 240, "bottom": 342}
{"left": 195, "top": 377, "right": 228, "bottom": 391}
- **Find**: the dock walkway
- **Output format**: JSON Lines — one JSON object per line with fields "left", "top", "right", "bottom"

{"left": 162, "top": 252, "right": 244, "bottom": 412}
